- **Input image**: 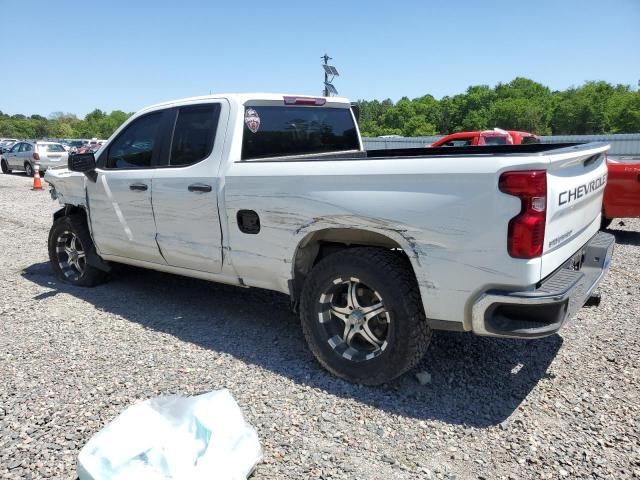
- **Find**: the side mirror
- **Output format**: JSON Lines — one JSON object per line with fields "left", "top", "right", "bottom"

{"left": 68, "top": 152, "right": 98, "bottom": 182}
{"left": 68, "top": 152, "right": 96, "bottom": 172}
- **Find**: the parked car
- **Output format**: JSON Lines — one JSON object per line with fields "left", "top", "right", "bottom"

{"left": 75, "top": 145, "right": 94, "bottom": 154}
{"left": 68, "top": 140, "right": 88, "bottom": 153}
{"left": 1, "top": 141, "right": 69, "bottom": 176}
{"left": 602, "top": 156, "right": 640, "bottom": 228}
{"left": 431, "top": 129, "right": 540, "bottom": 147}
{"left": 44, "top": 93, "right": 613, "bottom": 385}
{"left": 0, "top": 139, "right": 18, "bottom": 154}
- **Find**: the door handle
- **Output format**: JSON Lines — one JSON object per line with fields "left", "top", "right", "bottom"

{"left": 129, "top": 183, "right": 148, "bottom": 191}
{"left": 188, "top": 183, "right": 212, "bottom": 193}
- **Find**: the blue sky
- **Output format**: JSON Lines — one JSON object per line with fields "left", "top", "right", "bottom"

{"left": 1, "top": 0, "right": 638, "bottom": 117}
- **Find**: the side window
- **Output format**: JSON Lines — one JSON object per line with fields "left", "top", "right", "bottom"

{"left": 106, "top": 112, "right": 162, "bottom": 169}
{"left": 444, "top": 138, "right": 472, "bottom": 147}
{"left": 11, "top": 143, "right": 22, "bottom": 152}
{"left": 169, "top": 104, "right": 220, "bottom": 166}
{"left": 23, "top": 144, "right": 33, "bottom": 152}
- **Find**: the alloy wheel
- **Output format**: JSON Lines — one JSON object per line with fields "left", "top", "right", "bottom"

{"left": 317, "top": 277, "right": 391, "bottom": 362}
{"left": 56, "top": 231, "right": 86, "bottom": 281}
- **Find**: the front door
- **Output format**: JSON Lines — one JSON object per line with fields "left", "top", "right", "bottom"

{"left": 5, "top": 142, "right": 22, "bottom": 168}
{"left": 87, "top": 111, "right": 167, "bottom": 264}
{"left": 151, "top": 102, "right": 227, "bottom": 273}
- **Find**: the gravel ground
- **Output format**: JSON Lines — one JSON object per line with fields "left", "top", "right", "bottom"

{"left": 1, "top": 171, "right": 639, "bottom": 480}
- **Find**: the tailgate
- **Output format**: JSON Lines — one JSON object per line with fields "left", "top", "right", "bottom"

{"left": 541, "top": 142, "right": 610, "bottom": 278}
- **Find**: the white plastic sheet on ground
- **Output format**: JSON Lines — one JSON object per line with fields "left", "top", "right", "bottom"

{"left": 77, "top": 389, "right": 262, "bottom": 480}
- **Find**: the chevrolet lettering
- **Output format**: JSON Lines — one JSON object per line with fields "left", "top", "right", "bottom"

{"left": 559, "top": 174, "right": 607, "bottom": 206}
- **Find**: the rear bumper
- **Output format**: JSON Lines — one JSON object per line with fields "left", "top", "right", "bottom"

{"left": 471, "top": 231, "right": 615, "bottom": 339}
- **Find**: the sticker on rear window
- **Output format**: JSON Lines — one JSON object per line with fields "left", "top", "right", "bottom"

{"left": 244, "top": 108, "right": 261, "bottom": 133}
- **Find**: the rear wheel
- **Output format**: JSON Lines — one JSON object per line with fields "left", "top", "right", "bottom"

{"left": 300, "top": 247, "right": 432, "bottom": 385}
{"left": 48, "top": 215, "right": 108, "bottom": 287}
{"left": 1, "top": 159, "right": 10, "bottom": 174}
{"left": 24, "top": 162, "right": 33, "bottom": 177}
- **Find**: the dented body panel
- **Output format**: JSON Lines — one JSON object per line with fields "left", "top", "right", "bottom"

{"left": 44, "top": 93, "right": 612, "bottom": 334}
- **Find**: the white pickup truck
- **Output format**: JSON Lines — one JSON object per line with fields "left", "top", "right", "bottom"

{"left": 44, "top": 93, "right": 615, "bottom": 385}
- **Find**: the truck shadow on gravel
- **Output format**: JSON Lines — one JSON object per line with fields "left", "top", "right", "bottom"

{"left": 22, "top": 262, "right": 562, "bottom": 427}
{"left": 607, "top": 227, "right": 640, "bottom": 246}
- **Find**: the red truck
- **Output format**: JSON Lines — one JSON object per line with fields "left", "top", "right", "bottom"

{"left": 431, "top": 128, "right": 540, "bottom": 147}
{"left": 602, "top": 157, "right": 640, "bottom": 228}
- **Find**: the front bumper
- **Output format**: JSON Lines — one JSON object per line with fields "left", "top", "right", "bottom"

{"left": 471, "top": 231, "right": 615, "bottom": 339}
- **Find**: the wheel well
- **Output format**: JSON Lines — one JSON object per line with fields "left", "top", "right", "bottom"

{"left": 54, "top": 204, "right": 88, "bottom": 223}
{"left": 290, "top": 228, "right": 412, "bottom": 306}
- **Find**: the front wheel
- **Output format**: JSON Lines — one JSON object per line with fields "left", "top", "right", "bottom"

{"left": 300, "top": 247, "right": 432, "bottom": 385}
{"left": 1, "top": 159, "right": 10, "bottom": 174}
{"left": 48, "top": 215, "right": 108, "bottom": 287}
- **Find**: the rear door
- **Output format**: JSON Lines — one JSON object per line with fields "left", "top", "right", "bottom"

{"left": 604, "top": 159, "right": 640, "bottom": 218}
{"left": 151, "top": 101, "right": 227, "bottom": 273}
{"left": 87, "top": 111, "right": 168, "bottom": 264}
{"left": 541, "top": 143, "right": 610, "bottom": 278}
{"left": 22, "top": 143, "right": 34, "bottom": 170}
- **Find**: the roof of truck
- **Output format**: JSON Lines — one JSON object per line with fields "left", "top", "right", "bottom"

{"left": 140, "top": 93, "right": 352, "bottom": 114}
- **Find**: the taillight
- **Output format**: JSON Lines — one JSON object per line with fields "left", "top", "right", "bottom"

{"left": 283, "top": 96, "right": 327, "bottom": 106}
{"left": 32, "top": 152, "right": 40, "bottom": 161}
{"left": 499, "top": 170, "right": 547, "bottom": 259}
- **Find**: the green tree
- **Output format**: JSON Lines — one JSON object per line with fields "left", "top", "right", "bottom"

{"left": 1, "top": 79, "right": 638, "bottom": 139}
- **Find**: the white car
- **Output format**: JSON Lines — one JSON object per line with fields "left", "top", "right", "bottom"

{"left": 1, "top": 141, "right": 69, "bottom": 176}
{"left": 44, "top": 93, "right": 614, "bottom": 384}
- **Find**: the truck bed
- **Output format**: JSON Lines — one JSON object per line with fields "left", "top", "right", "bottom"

{"left": 366, "top": 142, "right": 585, "bottom": 159}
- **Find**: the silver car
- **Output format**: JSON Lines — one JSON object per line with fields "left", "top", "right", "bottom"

{"left": 1, "top": 141, "right": 69, "bottom": 176}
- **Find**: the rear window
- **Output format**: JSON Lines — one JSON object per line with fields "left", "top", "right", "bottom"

{"left": 38, "top": 144, "right": 66, "bottom": 152}
{"left": 241, "top": 106, "right": 359, "bottom": 160}
{"left": 482, "top": 136, "right": 508, "bottom": 145}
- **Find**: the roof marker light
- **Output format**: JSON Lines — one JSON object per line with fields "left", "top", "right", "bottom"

{"left": 283, "top": 96, "right": 327, "bottom": 106}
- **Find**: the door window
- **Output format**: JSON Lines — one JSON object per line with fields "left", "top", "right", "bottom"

{"left": 106, "top": 112, "right": 163, "bottom": 169}
{"left": 169, "top": 104, "right": 220, "bottom": 166}
{"left": 23, "top": 144, "right": 33, "bottom": 152}
{"left": 10, "top": 143, "right": 22, "bottom": 152}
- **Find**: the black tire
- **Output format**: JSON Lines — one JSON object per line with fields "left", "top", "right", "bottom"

{"left": 601, "top": 216, "right": 613, "bottom": 230}
{"left": 1, "top": 159, "right": 10, "bottom": 174}
{"left": 48, "top": 215, "right": 108, "bottom": 287}
{"left": 24, "top": 162, "right": 33, "bottom": 177}
{"left": 300, "top": 247, "right": 432, "bottom": 385}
